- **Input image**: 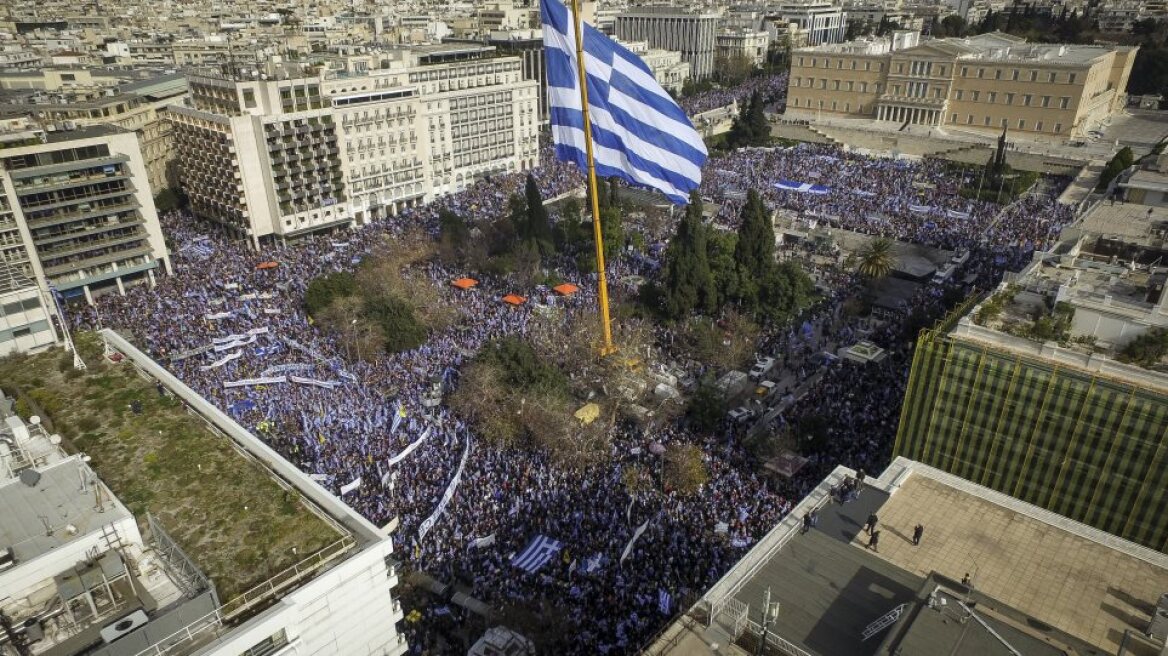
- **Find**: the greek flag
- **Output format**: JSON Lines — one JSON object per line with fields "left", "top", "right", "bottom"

{"left": 541, "top": 0, "right": 706, "bottom": 204}
{"left": 511, "top": 535, "right": 563, "bottom": 573}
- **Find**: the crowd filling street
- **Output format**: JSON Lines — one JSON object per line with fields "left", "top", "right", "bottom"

{"left": 76, "top": 81, "right": 1079, "bottom": 654}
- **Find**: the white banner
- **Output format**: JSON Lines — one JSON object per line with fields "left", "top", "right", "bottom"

{"left": 200, "top": 350, "right": 242, "bottom": 371}
{"left": 289, "top": 375, "right": 341, "bottom": 389}
{"left": 620, "top": 519, "right": 650, "bottom": 564}
{"left": 263, "top": 307, "right": 282, "bottom": 315}
{"left": 418, "top": 435, "right": 472, "bottom": 541}
{"left": 213, "top": 334, "right": 256, "bottom": 352}
{"left": 387, "top": 428, "right": 430, "bottom": 467}
{"left": 261, "top": 363, "right": 315, "bottom": 377}
{"left": 222, "top": 375, "right": 287, "bottom": 388}
{"left": 205, "top": 312, "right": 233, "bottom": 320}
{"left": 469, "top": 534, "right": 496, "bottom": 549}
{"left": 340, "top": 476, "right": 362, "bottom": 495}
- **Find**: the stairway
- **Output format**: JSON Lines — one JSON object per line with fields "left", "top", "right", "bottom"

{"left": 862, "top": 603, "right": 908, "bottom": 641}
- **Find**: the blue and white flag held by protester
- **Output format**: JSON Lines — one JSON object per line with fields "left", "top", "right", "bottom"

{"left": 541, "top": 0, "right": 706, "bottom": 204}
{"left": 658, "top": 589, "right": 672, "bottom": 615}
{"left": 512, "top": 535, "right": 563, "bottom": 573}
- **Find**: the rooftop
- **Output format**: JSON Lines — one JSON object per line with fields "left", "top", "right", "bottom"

{"left": 0, "top": 333, "right": 345, "bottom": 604}
{"left": 648, "top": 459, "right": 1168, "bottom": 656}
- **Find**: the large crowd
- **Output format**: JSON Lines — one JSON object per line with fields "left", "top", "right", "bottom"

{"left": 75, "top": 91, "right": 1080, "bottom": 653}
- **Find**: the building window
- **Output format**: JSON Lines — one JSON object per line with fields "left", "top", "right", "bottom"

{"left": 961, "top": 66, "right": 968, "bottom": 77}
{"left": 1036, "top": 121, "right": 1044, "bottom": 131}
{"left": 1011, "top": 69, "right": 1019, "bottom": 80}
{"left": 952, "top": 113, "right": 958, "bottom": 123}
{"left": 1055, "top": 122, "right": 1063, "bottom": 132}
{"left": 1018, "top": 119, "right": 1026, "bottom": 129}
{"left": 967, "top": 114, "right": 973, "bottom": 124}
{"left": 984, "top": 116, "right": 991, "bottom": 126}
{"left": 987, "top": 92, "right": 997, "bottom": 103}
{"left": 971, "top": 91, "right": 979, "bottom": 101}
{"left": 1002, "top": 118, "right": 1008, "bottom": 128}
{"left": 1048, "top": 72, "right": 1057, "bottom": 83}
{"left": 977, "top": 68, "right": 984, "bottom": 78}
{"left": 955, "top": 90, "right": 963, "bottom": 100}
{"left": 994, "top": 69, "right": 1002, "bottom": 80}
{"left": 1005, "top": 93, "right": 1014, "bottom": 104}
{"left": 866, "top": 61, "right": 871, "bottom": 71}
{"left": 1023, "top": 94, "right": 1032, "bottom": 106}
{"left": 860, "top": 82, "right": 868, "bottom": 92}
{"left": 241, "top": 630, "right": 289, "bottom": 656}
{"left": 1069, "top": 73, "right": 1076, "bottom": 84}
{"left": 1041, "top": 96, "right": 1050, "bottom": 107}
{"left": 1060, "top": 97, "right": 1070, "bottom": 109}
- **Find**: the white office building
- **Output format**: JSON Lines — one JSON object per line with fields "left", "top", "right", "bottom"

{"left": 170, "top": 44, "right": 539, "bottom": 245}
{"left": 0, "top": 123, "right": 170, "bottom": 310}
{"left": 615, "top": 7, "right": 721, "bottom": 80}
{"left": 769, "top": 1, "right": 849, "bottom": 46}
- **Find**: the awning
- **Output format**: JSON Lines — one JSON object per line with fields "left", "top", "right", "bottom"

{"left": 451, "top": 277, "right": 479, "bottom": 289}
{"left": 502, "top": 294, "right": 527, "bottom": 306}
{"left": 256, "top": 261, "right": 279, "bottom": 270}
{"left": 552, "top": 283, "right": 579, "bottom": 296}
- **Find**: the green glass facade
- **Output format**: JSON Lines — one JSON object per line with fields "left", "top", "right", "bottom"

{"left": 895, "top": 328, "right": 1168, "bottom": 553}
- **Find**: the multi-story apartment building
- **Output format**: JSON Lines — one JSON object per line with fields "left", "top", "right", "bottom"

{"left": 768, "top": 1, "right": 849, "bottom": 46}
{"left": 615, "top": 7, "right": 720, "bottom": 80}
{"left": 895, "top": 199, "right": 1168, "bottom": 552}
{"left": 170, "top": 44, "right": 539, "bottom": 245}
{"left": 717, "top": 28, "right": 771, "bottom": 68}
{"left": 0, "top": 73, "right": 189, "bottom": 194}
{"left": 786, "top": 31, "right": 1137, "bottom": 141}
{"left": 0, "top": 123, "right": 170, "bottom": 306}
{"left": 618, "top": 40, "right": 692, "bottom": 94}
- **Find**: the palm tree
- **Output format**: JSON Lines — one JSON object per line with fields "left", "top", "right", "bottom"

{"left": 857, "top": 237, "right": 896, "bottom": 279}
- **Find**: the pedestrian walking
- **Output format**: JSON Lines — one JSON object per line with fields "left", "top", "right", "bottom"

{"left": 912, "top": 524, "right": 924, "bottom": 545}
{"left": 865, "top": 512, "right": 878, "bottom": 535}
{"left": 867, "top": 530, "right": 880, "bottom": 551}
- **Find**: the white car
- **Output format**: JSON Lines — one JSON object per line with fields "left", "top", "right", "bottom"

{"left": 727, "top": 407, "right": 755, "bottom": 424}
{"left": 749, "top": 357, "right": 776, "bottom": 380}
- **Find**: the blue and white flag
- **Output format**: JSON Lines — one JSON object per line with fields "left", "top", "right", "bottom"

{"left": 775, "top": 180, "right": 831, "bottom": 195}
{"left": 582, "top": 552, "right": 605, "bottom": 574}
{"left": 658, "top": 589, "right": 672, "bottom": 615}
{"left": 541, "top": 0, "right": 706, "bottom": 204}
{"left": 511, "top": 535, "right": 563, "bottom": 573}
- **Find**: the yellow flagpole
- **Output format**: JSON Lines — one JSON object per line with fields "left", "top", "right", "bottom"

{"left": 570, "top": 0, "right": 615, "bottom": 356}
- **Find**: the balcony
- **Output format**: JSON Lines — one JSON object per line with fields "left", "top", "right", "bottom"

{"left": 42, "top": 244, "right": 153, "bottom": 277}
{"left": 33, "top": 217, "right": 144, "bottom": 247}
{"left": 37, "top": 232, "right": 148, "bottom": 262}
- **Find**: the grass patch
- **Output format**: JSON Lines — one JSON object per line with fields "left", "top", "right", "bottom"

{"left": 0, "top": 333, "right": 341, "bottom": 602}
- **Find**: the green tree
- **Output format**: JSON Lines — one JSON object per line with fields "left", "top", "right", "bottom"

{"left": 733, "top": 190, "right": 775, "bottom": 310}
{"left": 726, "top": 91, "right": 769, "bottom": 149}
{"left": 1118, "top": 328, "right": 1168, "bottom": 368}
{"left": 707, "top": 229, "right": 740, "bottom": 304}
{"left": 663, "top": 444, "right": 709, "bottom": 495}
{"left": 305, "top": 272, "right": 356, "bottom": 315}
{"left": 659, "top": 191, "right": 717, "bottom": 319}
{"left": 438, "top": 208, "right": 470, "bottom": 264}
{"left": 1098, "top": 147, "right": 1135, "bottom": 190}
{"left": 599, "top": 205, "right": 624, "bottom": 261}
{"left": 154, "top": 188, "right": 185, "bottom": 212}
{"left": 856, "top": 237, "right": 896, "bottom": 279}
{"left": 524, "top": 174, "right": 555, "bottom": 255}
{"left": 758, "top": 261, "right": 815, "bottom": 324}
{"left": 687, "top": 379, "right": 725, "bottom": 433}
{"left": 364, "top": 295, "right": 427, "bottom": 353}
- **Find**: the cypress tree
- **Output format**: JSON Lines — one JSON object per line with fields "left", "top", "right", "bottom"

{"left": 660, "top": 191, "right": 716, "bottom": 319}
{"left": 524, "top": 174, "right": 554, "bottom": 255}
{"left": 733, "top": 190, "right": 775, "bottom": 310}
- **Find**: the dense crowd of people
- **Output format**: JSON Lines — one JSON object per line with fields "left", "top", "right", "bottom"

{"left": 75, "top": 93, "right": 1080, "bottom": 653}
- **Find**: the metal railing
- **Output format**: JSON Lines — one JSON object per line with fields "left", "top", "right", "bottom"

{"left": 219, "top": 535, "right": 356, "bottom": 620}
{"left": 131, "top": 606, "right": 226, "bottom": 656}
{"left": 743, "top": 619, "right": 815, "bottom": 656}
{"left": 147, "top": 513, "right": 216, "bottom": 601}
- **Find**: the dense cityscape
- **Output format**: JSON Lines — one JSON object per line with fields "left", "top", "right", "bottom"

{"left": 0, "top": 2, "right": 1167, "bottom": 656}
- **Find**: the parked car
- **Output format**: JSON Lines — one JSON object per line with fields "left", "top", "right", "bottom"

{"left": 727, "top": 407, "right": 755, "bottom": 424}
{"left": 749, "top": 357, "right": 776, "bottom": 380}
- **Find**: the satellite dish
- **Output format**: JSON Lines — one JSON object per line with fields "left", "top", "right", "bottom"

{"left": 19, "top": 469, "right": 41, "bottom": 487}
{"left": 29, "top": 416, "right": 41, "bottom": 426}
{"left": 49, "top": 434, "right": 61, "bottom": 445}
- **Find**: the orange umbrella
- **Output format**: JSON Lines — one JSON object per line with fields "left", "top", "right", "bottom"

{"left": 552, "top": 283, "right": 579, "bottom": 296}
{"left": 501, "top": 294, "right": 527, "bottom": 306}
{"left": 256, "top": 261, "right": 280, "bottom": 270}
{"left": 451, "top": 277, "right": 479, "bottom": 290}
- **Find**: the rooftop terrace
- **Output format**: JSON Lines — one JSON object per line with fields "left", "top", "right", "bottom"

{"left": 0, "top": 332, "right": 345, "bottom": 604}
{"left": 647, "top": 459, "right": 1168, "bottom": 656}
